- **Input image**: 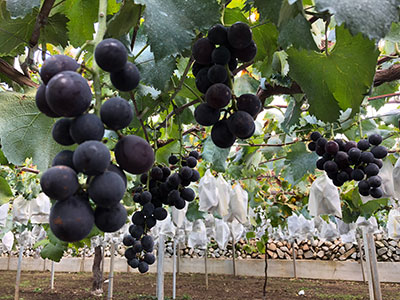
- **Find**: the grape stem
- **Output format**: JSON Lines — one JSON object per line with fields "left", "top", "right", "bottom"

{"left": 167, "top": 56, "right": 194, "bottom": 108}
{"left": 129, "top": 91, "right": 150, "bottom": 143}
{"left": 92, "top": 0, "right": 108, "bottom": 116}
{"left": 133, "top": 44, "right": 149, "bottom": 61}
{"left": 156, "top": 99, "right": 200, "bottom": 129}
{"left": 182, "top": 82, "right": 203, "bottom": 101}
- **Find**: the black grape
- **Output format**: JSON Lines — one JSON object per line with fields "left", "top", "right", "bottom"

{"left": 228, "top": 111, "right": 255, "bottom": 139}
{"left": 334, "top": 151, "right": 349, "bottom": 168}
{"left": 125, "top": 248, "right": 136, "bottom": 260}
{"left": 144, "top": 253, "right": 156, "bottom": 265}
{"left": 107, "top": 163, "right": 127, "bottom": 188}
{"left": 370, "top": 187, "right": 383, "bottom": 198}
{"left": 70, "top": 113, "right": 104, "bottom": 144}
{"left": 373, "top": 159, "right": 383, "bottom": 169}
{"left": 132, "top": 211, "right": 145, "bottom": 226}
{"left": 334, "top": 139, "right": 346, "bottom": 151}
{"left": 140, "top": 191, "right": 152, "bottom": 205}
{"left": 88, "top": 171, "right": 125, "bottom": 208}
{"left": 233, "top": 40, "right": 257, "bottom": 62}
{"left": 142, "top": 203, "right": 155, "bottom": 217}
{"left": 348, "top": 148, "right": 361, "bottom": 164}
{"left": 207, "top": 65, "right": 228, "bottom": 84}
{"left": 129, "top": 224, "right": 144, "bottom": 239}
{"left": 337, "top": 171, "right": 349, "bottom": 182}
{"left": 138, "top": 261, "right": 149, "bottom": 273}
{"left": 123, "top": 235, "right": 135, "bottom": 246}
{"left": 192, "top": 38, "right": 214, "bottom": 64}
{"left": 141, "top": 235, "right": 154, "bottom": 252}
{"left": 228, "top": 22, "right": 252, "bottom": 49}
{"left": 174, "top": 197, "right": 186, "bottom": 209}
{"left": 344, "top": 141, "right": 357, "bottom": 152}
{"left": 167, "top": 173, "right": 181, "bottom": 189}
{"left": 140, "top": 173, "right": 148, "bottom": 184}
{"left": 194, "top": 103, "right": 221, "bottom": 126}
{"left": 110, "top": 62, "right": 140, "bottom": 91}
{"left": 150, "top": 167, "right": 163, "bottom": 181}
{"left": 73, "top": 140, "right": 110, "bottom": 175}
{"left": 190, "top": 170, "right": 200, "bottom": 182}
{"left": 133, "top": 240, "right": 143, "bottom": 253}
{"left": 52, "top": 150, "right": 75, "bottom": 170}
{"left": 192, "top": 62, "right": 209, "bottom": 77}
{"left": 189, "top": 151, "right": 200, "bottom": 160}
{"left": 94, "top": 203, "right": 127, "bottom": 232}
{"left": 317, "top": 138, "right": 328, "bottom": 148}
{"left": 364, "top": 163, "right": 379, "bottom": 177}
{"left": 179, "top": 167, "right": 193, "bottom": 180}
{"left": 40, "top": 166, "right": 79, "bottom": 200}
{"left": 208, "top": 24, "right": 228, "bottom": 45}
{"left": 40, "top": 55, "right": 79, "bottom": 85}
{"left": 49, "top": 194, "right": 94, "bottom": 242}
{"left": 367, "top": 175, "right": 382, "bottom": 188}
{"left": 310, "top": 132, "right": 321, "bottom": 142}
{"left": 368, "top": 134, "right": 382, "bottom": 146}
{"left": 371, "top": 145, "right": 388, "bottom": 159}
{"left": 211, "top": 46, "right": 231, "bottom": 65}
{"left": 351, "top": 169, "right": 365, "bottom": 181}
{"left": 195, "top": 68, "right": 212, "bottom": 94}
{"left": 162, "top": 167, "right": 171, "bottom": 179}
{"left": 358, "top": 180, "right": 370, "bottom": 192}
{"left": 146, "top": 216, "right": 157, "bottom": 229}
{"left": 205, "top": 83, "right": 232, "bottom": 109}
{"left": 94, "top": 38, "right": 127, "bottom": 72}
{"left": 316, "top": 158, "right": 326, "bottom": 170}
{"left": 323, "top": 161, "right": 338, "bottom": 173}
{"left": 115, "top": 135, "right": 154, "bottom": 175}
{"left": 100, "top": 97, "right": 133, "bottom": 130}
{"left": 315, "top": 146, "right": 325, "bottom": 156}
{"left": 52, "top": 118, "right": 75, "bottom": 146}
{"left": 168, "top": 190, "right": 180, "bottom": 205}
{"left": 237, "top": 94, "right": 261, "bottom": 117}
{"left": 181, "top": 188, "right": 195, "bottom": 201}
{"left": 228, "top": 57, "right": 238, "bottom": 71}
{"left": 153, "top": 207, "right": 167, "bottom": 220}
{"left": 357, "top": 139, "right": 370, "bottom": 151}
{"left": 168, "top": 155, "right": 179, "bottom": 165}
{"left": 186, "top": 156, "right": 197, "bottom": 168}
{"left": 360, "top": 152, "right": 375, "bottom": 164}
{"left": 359, "top": 189, "right": 370, "bottom": 196}
{"left": 308, "top": 142, "right": 316, "bottom": 152}
{"left": 128, "top": 258, "right": 140, "bottom": 268}
{"left": 46, "top": 71, "right": 92, "bottom": 117}
{"left": 211, "top": 119, "right": 236, "bottom": 148}
{"left": 35, "top": 84, "right": 60, "bottom": 117}
{"left": 325, "top": 141, "right": 339, "bottom": 155}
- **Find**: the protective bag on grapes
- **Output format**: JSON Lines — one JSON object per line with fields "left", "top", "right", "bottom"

{"left": 12, "top": 195, "right": 30, "bottom": 225}
{"left": 288, "top": 214, "right": 315, "bottom": 242}
{"left": 188, "top": 219, "right": 207, "bottom": 249}
{"left": 204, "top": 214, "right": 216, "bottom": 241}
{"left": 392, "top": 157, "right": 400, "bottom": 200}
{"left": 314, "top": 217, "right": 339, "bottom": 241}
{"left": 171, "top": 204, "right": 188, "bottom": 228}
{"left": 32, "top": 225, "right": 46, "bottom": 242}
{"left": 308, "top": 174, "right": 342, "bottom": 218}
{"left": 214, "top": 218, "right": 230, "bottom": 250}
{"left": 198, "top": 170, "right": 218, "bottom": 213}
{"left": 215, "top": 174, "right": 230, "bottom": 217}
{"left": 30, "top": 193, "right": 51, "bottom": 224}
{"left": 229, "top": 219, "right": 244, "bottom": 242}
{"left": 336, "top": 218, "right": 356, "bottom": 244}
{"left": 0, "top": 203, "right": 9, "bottom": 227}
{"left": 151, "top": 214, "right": 176, "bottom": 240}
{"left": 17, "top": 229, "right": 35, "bottom": 248}
{"left": 2, "top": 231, "right": 14, "bottom": 251}
{"left": 356, "top": 216, "right": 379, "bottom": 233}
{"left": 387, "top": 208, "right": 400, "bottom": 239}
{"left": 225, "top": 184, "right": 248, "bottom": 224}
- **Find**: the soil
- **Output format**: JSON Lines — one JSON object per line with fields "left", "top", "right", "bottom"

{"left": 0, "top": 270, "right": 399, "bottom": 300}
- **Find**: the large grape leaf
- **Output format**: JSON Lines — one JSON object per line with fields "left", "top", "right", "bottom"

{"left": 0, "top": 91, "right": 65, "bottom": 171}
{"left": 282, "top": 142, "right": 318, "bottom": 185}
{"left": 254, "top": 0, "right": 300, "bottom": 27}
{"left": 252, "top": 23, "right": 279, "bottom": 77}
{"left": 40, "top": 13, "right": 69, "bottom": 48}
{"left": 287, "top": 26, "right": 379, "bottom": 122}
{"left": 106, "top": 1, "right": 142, "bottom": 38}
{"left": 135, "top": 0, "right": 220, "bottom": 61}
{"left": 64, "top": 0, "right": 98, "bottom": 47}
{"left": 315, "top": 0, "right": 400, "bottom": 41}
{"left": 0, "top": 1, "right": 35, "bottom": 56}
{"left": 5, "top": 0, "right": 40, "bottom": 19}
{"left": 202, "top": 137, "right": 230, "bottom": 172}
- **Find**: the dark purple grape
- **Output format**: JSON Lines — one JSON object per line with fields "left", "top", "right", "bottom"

{"left": 237, "top": 94, "right": 262, "bottom": 117}
{"left": 364, "top": 163, "right": 379, "bottom": 177}
{"left": 371, "top": 145, "right": 388, "bottom": 159}
{"left": 190, "top": 170, "right": 200, "bottom": 182}
{"left": 123, "top": 235, "right": 135, "bottom": 246}
{"left": 310, "top": 132, "right": 321, "bottom": 142}
{"left": 94, "top": 38, "right": 127, "bottom": 72}
{"left": 370, "top": 187, "right": 383, "bottom": 198}
{"left": 194, "top": 103, "right": 221, "bottom": 126}
{"left": 373, "top": 159, "right": 383, "bottom": 169}
{"left": 348, "top": 148, "right": 361, "bottom": 164}
{"left": 73, "top": 140, "right": 110, "bottom": 176}
{"left": 35, "top": 84, "right": 60, "bottom": 117}
{"left": 367, "top": 175, "right": 382, "bottom": 188}
{"left": 40, "top": 55, "right": 79, "bottom": 84}
{"left": 94, "top": 203, "right": 127, "bottom": 233}
{"left": 358, "top": 180, "right": 370, "bottom": 192}
{"left": 52, "top": 150, "right": 75, "bottom": 170}
{"left": 357, "top": 139, "right": 370, "bottom": 151}
{"left": 167, "top": 173, "right": 181, "bottom": 189}
{"left": 153, "top": 207, "right": 167, "bottom": 220}
{"left": 228, "top": 22, "right": 252, "bottom": 49}
{"left": 189, "top": 151, "right": 200, "bottom": 160}
{"left": 88, "top": 171, "right": 125, "bottom": 208}
{"left": 150, "top": 167, "right": 163, "bottom": 181}
{"left": 368, "top": 134, "right": 382, "bottom": 146}
{"left": 211, "top": 119, "right": 236, "bottom": 148}
{"left": 211, "top": 46, "right": 231, "bottom": 65}
{"left": 325, "top": 141, "right": 339, "bottom": 155}
{"left": 344, "top": 141, "right": 357, "bottom": 152}
{"left": 70, "top": 113, "right": 104, "bottom": 144}
{"left": 132, "top": 211, "right": 145, "bottom": 226}
{"left": 186, "top": 156, "right": 197, "bottom": 168}
{"left": 100, "top": 97, "right": 133, "bottom": 130}
{"left": 316, "top": 158, "right": 326, "bottom": 170}
{"left": 233, "top": 40, "right": 257, "bottom": 62}
{"left": 308, "top": 142, "right": 316, "bottom": 151}
{"left": 360, "top": 152, "right": 375, "bottom": 164}
{"left": 195, "top": 67, "right": 212, "bottom": 94}
{"left": 52, "top": 118, "right": 75, "bottom": 146}
{"left": 168, "top": 155, "right": 179, "bottom": 165}
{"left": 317, "top": 138, "right": 327, "bottom": 148}
{"left": 138, "top": 261, "right": 149, "bottom": 273}
{"left": 208, "top": 24, "right": 228, "bottom": 45}
{"left": 129, "top": 224, "right": 144, "bottom": 239}
{"left": 40, "top": 166, "right": 79, "bottom": 200}
{"left": 351, "top": 169, "right": 365, "bottom": 181}
{"left": 205, "top": 83, "right": 232, "bottom": 109}
{"left": 323, "top": 161, "right": 338, "bottom": 173}
{"left": 192, "top": 38, "right": 214, "bottom": 65}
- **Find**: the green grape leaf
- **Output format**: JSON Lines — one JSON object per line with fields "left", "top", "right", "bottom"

{"left": 0, "top": 2, "right": 35, "bottom": 56}
{"left": 233, "top": 73, "right": 259, "bottom": 96}
{"left": 40, "top": 13, "right": 69, "bottom": 48}
{"left": 272, "top": 50, "right": 289, "bottom": 76}
{"left": 106, "top": 1, "right": 142, "bottom": 38}
{"left": 5, "top": 0, "right": 40, "bottom": 19}
{"left": 386, "top": 22, "right": 400, "bottom": 42}
{"left": 223, "top": 7, "right": 248, "bottom": 26}
{"left": 64, "top": 0, "right": 98, "bottom": 47}
{"left": 186, "top": 201, "right": 206, "bottom": 222}
{"left": 253, "top": 23, "right": 279, "bottom": 77}
{"left": 369, "top": 81, "right": 399, "bottom": 110}
{"left": 0, "top": 91, "right": 66, "bottom": 171}
{"left": 202, "top": 137, "right": 230, "bottom": 172}
{"left": 0, "top": 149, "right": 8, "bottom": 165}
{"left": 278, "top": 14, "right": 318, "bottom": 51}
{"left": 137, "top": 55, "right": 176, "bottom": 91}
{"left": 315, "top": 0, "right": 400, "bottom": 41}
{"left": 281, "top": 97, "right": 302, "bottom": 133}
{"left": 360, "top": 198, "right": 389, "bottom": 219}
{"left": 135, "top": 0, "right": 220, "bottom": 61}
{"left": 0, "top": 176, "right": 13, "bottom": 204}
{"left": 254, "top": 0, "right": 282, "bottom": 25}
{"left": 155, "top": 140, "right": 180, "bottom": 165}
{"left": 287, "top": 26, "right": 379, "bottom": 122}
{"left": 107, "top": 0, "right": 121, "bottom": 14}
{"left": 40, "top": 242, "right": 66, "bottom": 262}
{"left": 282, "top": 142, "right": 318, "bottom": 185}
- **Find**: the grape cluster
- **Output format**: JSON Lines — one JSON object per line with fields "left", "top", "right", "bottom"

{"left": 122, "top": 151, "right": 200, "bottom": 273}
{"left": 36, "top": 40, "right": 154, "bottom": 243}
{"left": 192, "top": 22, "right": 262, "bottom": 148}
{"left": 309, "top": 132, "right": 388, "bottom": 198}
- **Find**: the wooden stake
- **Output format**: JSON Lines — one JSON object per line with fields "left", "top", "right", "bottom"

{"left": 107, "top": 243, "right": 115, "bottom": 300}
{"left": 157, "top": 234, "right": 165, "bottom": 300}
{"left": 356, "top": 234, "right": 366, "bottom": 283}
{"left": 177, "top": 243, "right": 180, "bottom": 274}
{"left": 14, "top": 246, "right": 24, "bottom": 300}
{"left": 362, "top": 229, "right": 375, "bottom": 300}
{"left": 205, "top": 244, "right": 208, "bottom": 290}
{"left": 291, "top": 241, "right": 297, "bottom": 278}
{"left": 367, "top": 233, "right": 382, "bottom": 300}
{"left": 231, "top": 233, "right": 236, "bottom": 277}
{"left": 50, "top": 261, "right": 55, "bottom": 290}
{"left": 172, "top": 239, "right": 177, "bottom": 299}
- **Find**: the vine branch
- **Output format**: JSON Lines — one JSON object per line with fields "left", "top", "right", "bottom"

{"left": 129, "top": 91, "right": 150, "bottom": 143}
{"left": 0, "top": 59, "right": 38, "bottom": 88}
{"left": 157, "top": 98, "right": 201, "bottom": 129}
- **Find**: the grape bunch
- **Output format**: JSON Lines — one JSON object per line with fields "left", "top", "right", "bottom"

{"left": 192, "top": 22, "right": 262, "bottom": 148}
{"left": 36, "top": 39, "right": 154, "bottom": 243}
{"left": 309, "top": 132, "right": 388, "bottom": 198}
{"left": 122, "top": 151, "right": 200, "bottom": 273}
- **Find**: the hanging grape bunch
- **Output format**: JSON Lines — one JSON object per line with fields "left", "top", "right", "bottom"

{"left": 36, "top": 38, "right": 153, "bottom": 243}
{"left": 122, "top": 151, "right": 200, "bottom": 273}
{"left": 192, "top": 22, "right": 262, "bottom": 148}
{"left": 308, "top": 132, "right": 388, "bottom": 198}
